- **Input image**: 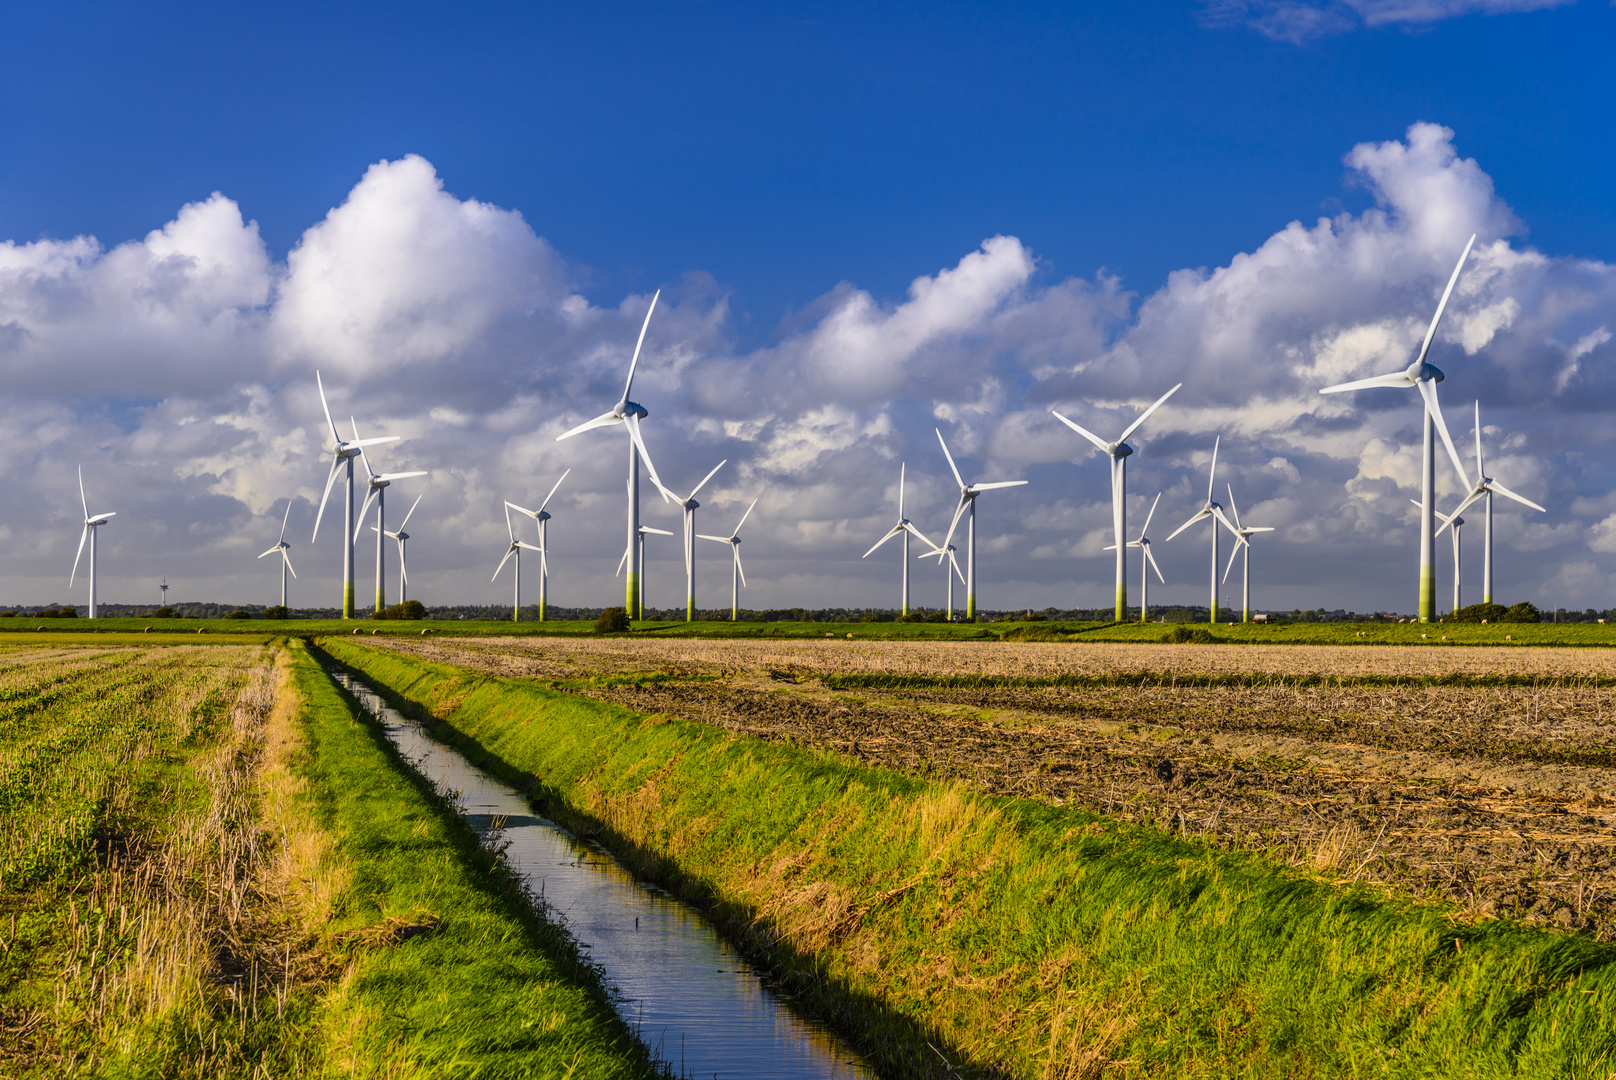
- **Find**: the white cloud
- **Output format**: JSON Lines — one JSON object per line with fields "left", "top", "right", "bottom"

{"left": 1200, "top": 0, "right": 1572, "bottom": 42}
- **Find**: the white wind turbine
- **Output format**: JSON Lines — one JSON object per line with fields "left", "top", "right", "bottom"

{"left": 1052, "top": 384, "right": 1181, "bottom": 623}
{"left": 1415, "top": 501, "right": 1466, "bottom": 615}
{"left": 1165, "top": 438, "right": 1240, "bottom": 624}
{"left": 493, "top": 501, "right": 543, "bottom": 622}
{"left": 555, "top": 290, "right": 672, "bottom": 619}
{"left": 618, "top": 523, "right": 674, "bottom": 617}
{"left": 1320, "top": 235, "right": 1479, "bottom": 623}
{"left": 932, "top": 430, "right": 1027, "bottom": 622}
{"left": 311, "top": 372, "right": 401, "bottom": 618}
{"left": 673, "top": 460, "right": 726, "bottom": 622}
{"left": 698, "top": 496, "right": 759, "bottom": 622}
{"left": 1221, "top": 485, "right": 1275, "bottom": 624}
{"left": 862, "top": 465, "right": 937, "bottom": 617}
{"left": 1439, "top": 401, "right": 1546, "bottom": 606}
{"left": 69, "top": 465, "right": 115, "bottom": 619}
{"left": 353, "top": 429, "right": 428, "bottom": 615}
{"left": 377, "top": 493, "right": 423, "bottom": 605}
{"left": 257, "top": 501, "right": 298, "bottom": 608}
{"left": 505, "top": 470, "right": 570, "bottom": 622}
{"left": 921, "top": 543, "right": 967, "bottom": 621}
{"left": 1104, "top": 492, "right": 1164, "bottom": 624}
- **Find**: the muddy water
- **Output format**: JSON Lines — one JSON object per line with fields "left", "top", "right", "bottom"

{"left": 330, "top": 671, "right": 877, "bottom": 1080}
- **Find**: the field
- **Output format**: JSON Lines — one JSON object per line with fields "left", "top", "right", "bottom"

{"left": 0, "top": 638, "right": 657, "bottom": 1078}
{"left": 384, "top": 634, "right": 1616, "bottom": 937}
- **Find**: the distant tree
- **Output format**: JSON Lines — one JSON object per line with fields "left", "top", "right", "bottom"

{"left": 263, "top": 605, "right": 290, "bottom": 620}
{"left": 374, "top": 600, "right": 427, "bottom": 620}
{"left": 594, "top": 607, "right": 630, "bottom": 634}
{"left": 153, "top": 606, "right": 175, "bottom": 619}
{"left": 226, "top": 609, "right": 254, "bottom": 620}
{"left": 1450, "top": 602, "right": 1508, "bottom": 623}
{"left": 1503, "top": 601, "right": 1541, "bottom": 624}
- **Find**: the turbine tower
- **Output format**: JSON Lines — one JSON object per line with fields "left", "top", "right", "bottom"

{"left": 159, "top": 576, "right": 168, "bottom": 607}
{"left": 1427, "top": 503, "right": 1465, "bottom": 614}
{"left": 1165, "top": 438, "right": 1239, "bottom": 624}
{"left": 1221, "top": 486, "right": 1274, "bottom": 624}
{"left": 862, "top": 464, "right": 936, "bottom": 617}
{"left": 1052, "top": 384, "right": 1181, "bottom": 623}
{"left": 555, "top": 290, "right": 672, "bottom": 619}
{"left": 921, "top": 544, "right": 966, "bottom": 621}
{"left": 380, "top": 493, "right": 423, "bottom": 605}
{"left": 932, "top": 430, "right": 1027, "bottom": 622}
{"left": 698, "top": 496, "right": 759, "bottom": 622}
{"left": 69, "top": 466, "right": 115, "bottom": 619}
{"left": 353, "top": 429, "right": 427, "bottom": 614}
{"left": 257, "top": 501, "right": 298, "bottom": 608}
{"left": 1442, "top": 401, "right": 1545, "bottom": 605}
{"left": 1320, "top": 236, "right": 1479, "bottom": 623}
{"left": 505, "top": 471, "right": 569, "bottom": 621}
{"left": 673, "top": 460, "right": 726, "bottom": 622}
{"left": 1104, "top": 492, "right": 1165, "bottom": 623}
{"left": 493, "top": 501, "right": 543, "bottom": 622}
{"left": 312, "top": 372, "right": 400, "bottom": 618}
{"left": 618, "top": 524, "right": 673, "bottom": 617}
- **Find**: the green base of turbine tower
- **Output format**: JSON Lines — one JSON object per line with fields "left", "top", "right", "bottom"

{"left": 687, "top": 598, "right": 694, "bottom": 622}
{"left": 1242, "top": 608, "right": 1250, "bottom": 624}
{"left": 342, "top": 584, "right": 354, "bottom": 620}
{"left": 1115, "top": 586, "right": 1126, "bottom": 625}
{"left": 626, "top": 571, "right": 640, "bottom": 621}
{"left": 965, "top": 594, "right": 976, "bottom": 623}
{"left": 538, "top": 599, "right": 546, "bottom": 622}
{"left": 1419, "top": 567, "right": 1435, "bottom": 623}
{"left": 375, "top": 589, "right": 384, "bottom": 615}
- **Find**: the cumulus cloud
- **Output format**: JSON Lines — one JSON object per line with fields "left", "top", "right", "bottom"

{"left": 1200, "top": 0, "right": 1573, "bottom": 42}
{"left": 1, "top": 122, "right": 1613, "bottom": 615}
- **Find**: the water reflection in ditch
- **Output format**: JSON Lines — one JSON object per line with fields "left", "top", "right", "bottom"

{"left": 331, "top": 670, "right": 878, "bottom": 1080}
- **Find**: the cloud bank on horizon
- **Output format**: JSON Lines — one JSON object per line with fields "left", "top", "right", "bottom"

{"left": 1201, "top": 0, "right": 1573, "bottom": 42}
{"left": 0, "top": 122, "right": 1611, "bottom": 614}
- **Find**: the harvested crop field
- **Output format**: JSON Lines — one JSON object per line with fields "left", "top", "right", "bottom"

{"left": 385, "top": 635, "right": 1616, "bottom": 938}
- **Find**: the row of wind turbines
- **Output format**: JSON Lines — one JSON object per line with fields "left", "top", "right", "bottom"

{"left": 63, "top": 234, "right": 1543, "bottom": 625}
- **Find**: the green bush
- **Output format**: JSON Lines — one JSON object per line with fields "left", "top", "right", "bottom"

{"left": 1163, "top": 624, "right": 1218, "bottom": 644}
{"left": 153, "top": 606, "right": 175, "bottom": 619}
{"left": 373, "top": 600, "right": 426, "bottom": 621}
{"left": 263, "top": 605, "right": 290, "bottom": 620}
{"left": 226, "top": 609, "right": 254, "bottom": 620}
{"left": 1450, "top": 602, "right": 1508, "bottom": 623}
{"left": 0, "top": 611, "right": 13, "bottom": 618}
{"left": 1504, "top": 601, "right": 1541, "bottom": 623}
{"left": 895, "top": 612, "right": 924, "bottom": 623}
{"left": 594, "top": 607, "right": 630, "bottom": 634}
{"left": 859, "top": 613, "right": 883, "bottom": 623}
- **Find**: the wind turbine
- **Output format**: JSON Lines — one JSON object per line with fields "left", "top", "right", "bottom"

{"left": 1412, "top": 501, "right": 1467, "bottom": 615}
{"left": 505, "top": 471, "right": 570, "bottom": 621}
{"left": 158, "top": 576, "right": 168, "bottom": 608}
{"left": 1165, "top": 438, "right": 1239, "bottom": 624}
{"left": 380, "top": 493, "right": 423, "bottom": 605}
{"left": 1104, "top": 492, "right": 1165, "bottom": 623}
{"left": 932, "top": 430, "right": 1027, "bottom": 622}
{"left": 698, "top": 496, "right": 759, "bottom": 622}
{"left": 1320, "top": 235, "right": 1479, "bottom": 623}
{"left": 1221, "top": 485, "right": 1275, "bottom": 624}
{"left": 673, "top": 460, "right": 726, "bottom": 622}
{"left": 555, "top": 290, "right": 672, "bottom": 619}
{"left": 493, "top": 501, "right": 543, "bottom": 622}
{"left": 1437, "top": 401, "right": 1546, "bottom": 606}
{"left": 353, "top": 428, "right": 427, "bottom": 615}
{"left": 1052, "top": 384, "right": 1181, "bottom": 623}
{"left": 618, "top": 523, "right": 673, "bottom": 618}
{"left": 921, "top": 543, "right": 967, "bottom": 621}
{"left": 257, "top": 501, "right": 298, "bottom": 608}
{"left": 311, "top": 372, "right": 401, "bottom": 618}
{"left": 862, "top": 465, "right": 937, "bottom": 617}
{"left": 69, "top": 465, "right": 115, "bottom": 619}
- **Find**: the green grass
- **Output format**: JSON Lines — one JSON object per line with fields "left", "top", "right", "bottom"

{"left": 1078, "top": 619, "right": 1616, "bottom": 646}
{"left": 323, "top": 637, "right": 1616, "bottom": 1080}
{"left": 288, "top": 639, "right": 660, "bottom": 1079}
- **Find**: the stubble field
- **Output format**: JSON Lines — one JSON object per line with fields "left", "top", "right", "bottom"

{"left": 384, "top": 634, "right": 1616, "bottom": 936}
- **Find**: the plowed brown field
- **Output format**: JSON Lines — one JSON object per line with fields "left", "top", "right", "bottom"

{"left": 380, "top": 635, "right": 1616, "bottom": 937}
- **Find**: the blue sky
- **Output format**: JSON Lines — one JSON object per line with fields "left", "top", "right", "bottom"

{"left": 0, "top": 1, "right": 1613, "bottom": 613}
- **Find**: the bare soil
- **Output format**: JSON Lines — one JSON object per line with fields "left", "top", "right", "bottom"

{"left": 380, "top": 636, "right": 1616, "bottom": 936}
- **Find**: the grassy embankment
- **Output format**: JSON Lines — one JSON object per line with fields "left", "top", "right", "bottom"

{"left": 324, "top": 636, "right": 1616, "bottom": 1080}
{"left": 0, "top": 640, "right": 659, "bottom": 1078}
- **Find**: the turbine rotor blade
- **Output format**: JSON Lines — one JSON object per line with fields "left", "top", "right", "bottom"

{"left": 734, "top": 495, "right": 759, "bottom": 534}
{"left": 935, "top": 429, "right": 965, "bottom": 489}
{"left": 279, "top": 499, "right": 292, "bottom": 542}
{"left": 938, "top": 495, "right": 969, "bottom": 558}
{"left": 1473, "top": 400, "right": 1485, "bottom": 478}
{"left": 1319, "top": 371, "right": 1413, "bottom": 394}
{"left": 972, "top": 480, "right": 1027, "bottom": 491}
{"left": 903, "top": 521, "right": 937, "bottom": 550}
{"left": 689, "top": 459, "right": 726, "bottom": 501}
{"left": 375, "top": 470, "right": 428, "bottom": 482}
{"left": 257, "top": 546, "right": 282, "bottom": 559}
{"left": 1050, "top": 411, "right": 1111, "bottom": 454}
{"left": 735, "top": 549, "right": 747, "bottom": 588}
{"left": 1115, "top": 382, "right": 1182, "bottom": 445}
{"left": 505, "top": 501, "right": 539, "bottom": 519}
{"left": 353, "top": 489, "right": 379, "bottom": 543}
{"left": 283, "top": 550, "right": 297, "bottom": 579}
{"left": 78, "top": 464, "right": 88, "bottom": 521}
{"left": 493, "top": 545, "right": 517, "bottom": 581}
{"left": 397, "top": 493, "right": 423, "bottom": 531}
{"left": 316, "top": 370, "right": 341, "bottom": 445}
{"left": 623, "top": 414, "right": 668, "bottom": 497}
{"left": 1207, "top": 437, "right": 1220, "bottom": 504}
{"left": 311, "top": 453, "right": 343, "bottom": 542}
{"left": 1487, "top": 480, "right": 1546, "bottom": 513}
{"left": 696, "top": 534, "right": 730, "bottom": 544}
{"left": 1144, "top": 543, "right": 1165, "bottom": 583}
{"left": 537, "top": 468, "right": 571, "bottom": 513}
{"left": 1165, "top": 508, "right": 1211, "bottom": 542}
{"left": 863, "top": 526, "right": 903, "bottom": 559}
{"left": 1414, "top": 234, "right": 1477, "bottom": 369}
{"left": 1140, "top": 492, "right": 1161, "bottom": 538}
{"left": 1223, "top": 540, "right": 1242, "bottom": 584}
{"left": 70, "top": 524, "right": 89, "bottom": 585}
{"left": 620, "top": 288, "right": 661, "bottom": 407}
{"left": 1416, "top": 378, "right": 1472, "bottom": 492}
{"left": 1226, "top": 484, "right": 1243, "bottom": 532}
{"left": 556, "top": 410, "right": 621, "bottom": 442}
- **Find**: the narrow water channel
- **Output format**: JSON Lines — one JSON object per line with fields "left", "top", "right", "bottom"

{"left": 330, "top": 669, "right": 879, "bottom": 1080}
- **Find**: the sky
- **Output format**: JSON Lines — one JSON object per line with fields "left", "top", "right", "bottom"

{"left": 0, "top": 0, "right": 1613, "bottom": 615}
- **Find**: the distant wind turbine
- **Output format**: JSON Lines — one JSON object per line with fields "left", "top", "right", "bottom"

{"left": 922, "top": 543, "right": 967, "bottom": 621}
{"left": 1439, "top": 401, "right": 1546, "bottom": 606}
{"left": 1104, "top": 492, "right": 1164, "bottom": 624}
{"left": 257, "top": 501, "right": 298, "bottom": 608}
{"left": 673, "top": 460, "right": 726, "bottom": 622}
{"left": 493, "top": 501, "right": 543, "bottom": 622}
{"left": 1165, "top": 438, "right": 1239, "bottom": 624}
{"left": 618, "top": 523, "right": 674, "bottom": 617}
{"left": 1221, "top": 485, "right": 1274, "bottom": 624}
{"left": 353, "top": 426, "right": 427, "bottom": 615}
{"left": 1320, "top": 236, "right": 1478, "bottom": 623}
{"left": 555, "top": 290, "right": 672, "bottom": 619}
{"left": 698, "top": 496, "right": 759, "bottom": 622}
{"left": 312, "top": 372, "right": 401, "bottom": 618}
{"left": 862, "top": 465, "right": 936, "bottom": 617}
{"left": 932, "top": 430, "right": 1026, "bottom": 622}
{"left": 69, "top": 465, "right": 115, "bottom": 619}
{"left": 1053, "top": 384, "right": 1180, "bottom": 623}
{"left": 505, "top": 471, "right": 570, "bottom": 621}
{"left": 375, "top": 493, "right": 423, "bottom": 605}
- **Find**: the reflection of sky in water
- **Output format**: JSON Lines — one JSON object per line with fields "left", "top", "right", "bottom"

{"left": 337, "top": 674, "right": 875, "bottom": 1080}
